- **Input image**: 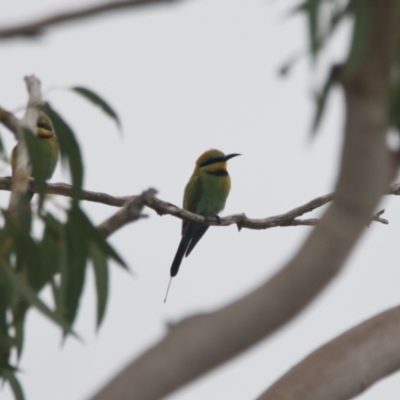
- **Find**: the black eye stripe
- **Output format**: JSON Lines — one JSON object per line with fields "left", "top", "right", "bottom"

{"left": 206, "top": 170, "right": 228, "bottom": 176}
{"left": 200, "top": 157, "right": 224, "bottom": 168}
{"left": 37, "top": 121, "right": 52, "bottom": 131}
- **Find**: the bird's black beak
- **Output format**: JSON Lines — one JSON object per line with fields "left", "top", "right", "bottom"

{"left": 222, "top": 153, "right": 241, "bottom": 162}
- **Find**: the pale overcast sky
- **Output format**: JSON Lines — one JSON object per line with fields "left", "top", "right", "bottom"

{"left": 1, "top": 1, "right": 400, "bottom": 399}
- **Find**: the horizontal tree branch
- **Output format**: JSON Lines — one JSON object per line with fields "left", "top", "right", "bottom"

{"left": 0, "top": 0, "right": 181, "bottom": 40}
{"left": 0, "top": 177, "right": 133, "bottom": 207}
{"left": 0, "top": 177, "right": 395, "bottom": 230}
{"left": 97, "top": 189, "right": 156, "bottom": 237}
{"left": 258, "top": 305, "right": 400, "bottom": 400}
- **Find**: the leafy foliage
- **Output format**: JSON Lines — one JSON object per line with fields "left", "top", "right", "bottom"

{"left": 295, "top": 0, "right": 377, "bottom": 133}
{"left": 71, "top": 86, "right": 121, "bottom": 130}
{"left": 41, "top": 103, "right": 84, "bottom": 203}
{"left": 0, "top": 101, "right": 126, "bottom": 400}
{"left": 294, "top": 0, "right": 351, "bottom": 61}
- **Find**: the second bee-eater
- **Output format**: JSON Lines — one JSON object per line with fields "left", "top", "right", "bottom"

{"left": 11, "top": 113, "right": 59, "bottom": 199}
{"left": 165, "top": 149, "right": 240, "bottom": 301}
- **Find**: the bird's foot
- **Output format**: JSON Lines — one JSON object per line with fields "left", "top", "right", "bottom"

{"left": 215, "top": 215, "right": 222, "bottom": 225}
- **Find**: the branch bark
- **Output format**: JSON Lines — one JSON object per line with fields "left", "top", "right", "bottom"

{"left": 0, "top": 0, "right": 181, "bottom": 40}
{"left": 89, "top": 2, "right": 400, "bottom": 399}
{"left": 0, "top": 177, "right": 394, "bottom": 230}
{"left": 0, "top": 107, "right": 19, "bottom": 139}
{"left": 258, "top": 306, "right": 400, "bottom": 400}
{"left": 97, "top": 189, "right": 156, "bottom": 237}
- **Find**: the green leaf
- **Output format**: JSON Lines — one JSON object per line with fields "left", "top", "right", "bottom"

{"left": 2, "top": 195, "right": 32, "bottom": 237}
{"left": 292, "top": 0, "right": 321, "bottom": 60}
{"left": 388, "top": 63, "right": 400, "bottom": 128}
{"left": 63, "top": 207, "right": 90, "bottom": 326}
{"left": 2, "top": 210, "right": 38, "bottom": 276}
{"left": 0, "top": 268, "right": 12, "bottom": 360}
{"left": 57, "top": 240, "right": 68, "bottom": 328}
{"left": 70, "top": 206, "right": 127, "bottom": 269}
{"left": 2, "top": 369, "right": 25, "bottom": 400}
{"left": 89, "top": 244, "right": 108, "bottom": 329}
{"left": 292, "top": 1, "right": 351, "bottom": 61}
{"left": 35, "top": 213, "right": 65, "bottom": 292}
{"left": 71, "top": 87, "right": 121, "bottom": 130}
{"left": 0, "top": 260, "right": 72, "bottom": 334}
{"left": 13, "top": 311, "right": 26, "bottom": 360}
{"left": 21, "top": 128, "right": 47, "bottom": 205}
{"left": 50, "top": 277, "right": 63, "bottom": 322}
{"left": 40, "top": 103, "right": 83, "bottom": 203}
{"left": 312, "top": 65, "right": 341, "bottom": 134}
{"left": 343, "top": 0, "right": 373, "bottom": 79}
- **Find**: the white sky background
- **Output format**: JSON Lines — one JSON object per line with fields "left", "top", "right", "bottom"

{"left": 1, "top": 0, "right": 400, "bottom": 399}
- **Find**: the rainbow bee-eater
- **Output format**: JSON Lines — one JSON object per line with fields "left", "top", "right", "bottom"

{"left": 11, "top": 113, "right": 59, "bottom": 199}
{"left": 165, "top": 149, "right": 240, "bottom": 301}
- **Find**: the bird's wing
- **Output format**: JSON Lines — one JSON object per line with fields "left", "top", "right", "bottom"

{"left": 185, "top": 225, "right": 209, "bottom": 257}
{"left": 182, "top": 173, "right": 202, "bottom": 234}
{"left": 182, "top": 174, "right": 209, "bottom": 256}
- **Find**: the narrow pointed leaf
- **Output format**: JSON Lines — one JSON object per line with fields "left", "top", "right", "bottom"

{"left": 0, "top": 268, "right": 12, "bottom": 361}
{"left": 40, "top": 103, "right": 83, "bottom": 202}
{"left": 343, "top": 0, "right": 373, "bottom": 78}
{"left": 291, "top": 0, "right": 321, "bottom": 59}
{"left": 64, "top": 216, "right": 88, "bottom": 327}
{"left": 13, "top": 312, "right": 26, "bottom": 361}
{"left": 312, "top": 65, "right": 341, "bottom": 134}
{"left": 22, "top": 128, "right": 47, "bottom": 204}
{"left": 72, "top": 87, "right": 121, "bottom": 130}
{"left": 2, "top": 369, "right": 25, "bottom": 400}
{"left": 89, "top": 244, "right": 109, "bottom": 329}
{"left": 1, "top": 261, "right": 72, "bottom": 333}
{"left": 71, "top": 206, "right": 127, "bottom": 268}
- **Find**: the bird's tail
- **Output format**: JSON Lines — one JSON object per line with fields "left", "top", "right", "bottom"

{"left": 170, "top": 234, "right": 191, "bottom": 277}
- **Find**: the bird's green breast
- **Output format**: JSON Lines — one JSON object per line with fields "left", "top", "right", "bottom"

{"left": 38, "top": 137, "right": 59, "bottom": 180}
{"left": 11, "top": 136, "right": 59, "bottom": 181}
{"left": 194, "top": 173, "right": 231, "bottom": 216}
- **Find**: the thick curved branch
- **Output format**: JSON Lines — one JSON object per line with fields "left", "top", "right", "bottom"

{"left": 258, "top": 306, "right": 400, "bottom": 400}
{"left": 0, "top": 0, "right": 181, "bottom": 40}
{"left": 90, "top": 2, "right": 400, "bottom": 400}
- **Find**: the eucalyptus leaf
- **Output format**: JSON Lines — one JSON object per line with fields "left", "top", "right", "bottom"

{"left": 312, "top": 65, "right": 341, "bottom": 134}
{"left": 0, "top": 261, "right": 72, "bottom": 333}
{"left": 343, "top": 0, "right": 372, "bottom": 79}
{"left": 89, "top": 244, "right": 109, "bottom": 328}
{"left": 72, "top": 86, "right": 121, "bottom": 130}
{"left": 22, "top": 128, "right": 47, "bottom": 204}
{"left": 64, "top": 210, "right": 89, "bottom": 326}
{"left": 292, "top": 0, "right": 321, "bottom": 59}
{"left": 0, "top": 268, "right": 11, "bottom": 361}
{"left": 13, "top": 312, "right": 26, "bottom": 361}
{"left": 40, "top": 103, "right": 83, "bottom": 203}
{"left": 71, "top": 206, "right": 127, "bottom": 269}
{"left": 2, "top": 369, "right": 25, "bottom": 400}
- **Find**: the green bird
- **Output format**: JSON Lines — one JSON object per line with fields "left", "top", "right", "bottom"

{"left": 165, "top": 149, "right": 240, "bottom": 301}
{"left": 11, "top": 113, "right": 59, "bottom": 198}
